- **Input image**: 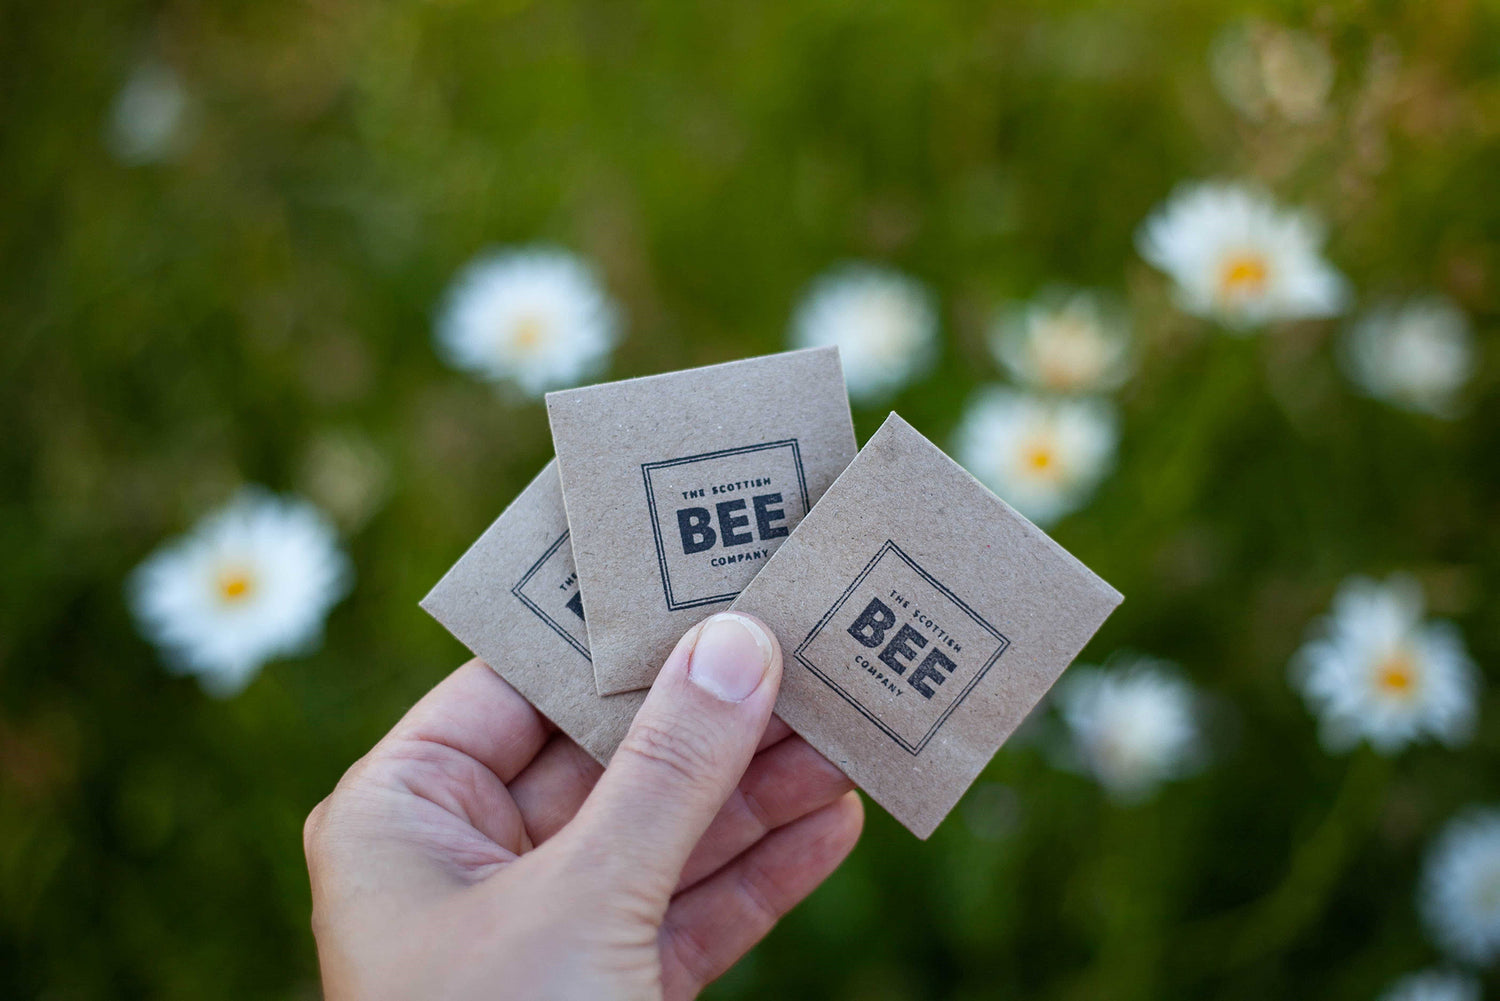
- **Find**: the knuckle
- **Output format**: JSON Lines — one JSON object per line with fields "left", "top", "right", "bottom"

{"left": 302, "top": 798, "right": 329, "bottom": 862}
{"left": 618, "top": 718, "right": 723, "bottom": 791}
{"left": 735, "top": 855, "right": 786, "bottom": 925}
{"left": 665, "top": 917, "right": 720, "bottom": 991}
{"left": 300, "top": 750, "right": 373, "bottom": 866}
{"left": 736, "top": 785, "right": 774, "bottom": 838}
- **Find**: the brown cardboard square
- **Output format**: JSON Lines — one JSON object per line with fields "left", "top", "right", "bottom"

{"left": 420, "top": 461, "right": 642, "bottom": 764}
{"left": 731, "top": 412, "right": 1122, "bottom": 838}
{"left": 546, "top": 347, "right": 857, "bottom": 695}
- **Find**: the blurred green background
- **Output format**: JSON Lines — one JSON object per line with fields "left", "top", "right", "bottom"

{"left": 3, "top": 0, "right": 1499, "bottom": 997}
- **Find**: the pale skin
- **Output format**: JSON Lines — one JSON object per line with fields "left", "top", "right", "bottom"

{"left": 304, "top": 612, "right": 864, "bottom": 1000}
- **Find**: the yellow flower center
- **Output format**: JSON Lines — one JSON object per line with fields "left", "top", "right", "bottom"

{"left": 217, "top": 568, "right": 255, "bottom": 604}
{"left": 509, "top": 315, "right": 548, "bottom": 354}
{"left": 1020, "top": 434, "right": 1063, "bottom": 482}
{"left": 1375, "top": 649, "right": 1418, "bottom": 698}
{"left": 1219, "top": 253, "right": 1269, "bottom": 298}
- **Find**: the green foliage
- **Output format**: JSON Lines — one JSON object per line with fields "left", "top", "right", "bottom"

{"left": 2, "top": 0, "right": 1498, "bottom": 997}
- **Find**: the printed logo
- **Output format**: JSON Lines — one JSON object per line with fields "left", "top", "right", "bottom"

{"left": 794, "top": 540, "right": 1009, "bottom": 754}
{"left": 511, "top": 531, "right": 590, "bottom": 661}
{"left": 642, "top": 439, "right": 810, "bottom": 611}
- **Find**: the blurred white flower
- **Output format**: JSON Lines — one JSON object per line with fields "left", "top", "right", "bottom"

{"left": 953, "top": 388, "right": 1116, "bottom": 526}
{"left": 106, "top": 62, "right": 192, "bottom": 165}
{"left": 1291, "top": 575, "right": 1476, "bottom": 754}
{"left": 128, "top": 490, "right": 351, "bottom": 696}
{"left": 790, "top": 264, "right": 937, "bottom": 401}
{"left": 1136, "top": 182, "right": 1348, "bottom": 329}
{"left": 1421, "top": 809, "right": 1500, "bottom": 965}
{"left": 1056, "top": 658, "right": 1202, "bottom": 802}
{"left": 435, "top": 247, "right": 619, "bottom": 397}
{"left": 1343, "top": 296, "right": 1475, "bottom": 417}
{"left": 991, "top": 288, "right": 1131, "bottom": 395}
{"left": 1379, "top": 969, "right": 1481, "bottom": 1001}
{"left": 1257, "top": 28, "right": 1335, "bottom": 122}
{"left": 1211, "top": 22, "right": 1334, "bottom": 124}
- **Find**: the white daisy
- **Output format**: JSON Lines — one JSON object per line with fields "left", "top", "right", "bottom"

{"left": 106, "top": 62, "right": 192, "bottom": 165}
{"left": 1136, "top": 182, "right": 1349, "bottom": 329}
{"left": 1056, "top": 658, "right": 1202, "bottom": 803}
{"left": 435, "top": 247, "right": 619, "bottom": 397}
{"left": 953, "top": 388, "right": 1117, "bottom": 526}
{"left": 1343, "top": 296, "right": 1476, "bottom": 417}
{"left": 128, "top": 490, "right": 351, "bottom": 696}
{"left": 1421, "top": 809, "right": 1500, "bottom": 965}
{"left": 790, "top": 264, "right": 937, "bottom": 401}
{"left": 1291, "top": 574, "right": 1477, "bottom": 754}
{"left": 1379, "top": 969, "right": 1482, "bottom": 1001}
{"left": 991, "top": 288, "right": 1132, "bottom": 395}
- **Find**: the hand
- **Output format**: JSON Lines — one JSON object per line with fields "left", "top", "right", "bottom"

{"left": 303, "top": 612, "right": 863, "bottom": 1000}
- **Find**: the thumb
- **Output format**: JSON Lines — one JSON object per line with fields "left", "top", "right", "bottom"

{"left": 566, "top": 612, "right": 781, "bottom": 905}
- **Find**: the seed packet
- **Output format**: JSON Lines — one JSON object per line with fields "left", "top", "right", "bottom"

{"left": 731, "top": 413, "right": 1122, "bottom": 837}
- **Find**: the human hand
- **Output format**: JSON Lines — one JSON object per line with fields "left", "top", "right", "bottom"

{"left": 303, "top": 612, "right": 863, "bottom": 1000}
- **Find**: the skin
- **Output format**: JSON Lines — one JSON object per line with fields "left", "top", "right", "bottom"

{"left": 304, "top": 612, "right": 863, "bottom": 1000}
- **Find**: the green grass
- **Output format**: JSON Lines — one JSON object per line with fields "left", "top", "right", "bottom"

{"left": 2, "top": 0, "right": 1498, "bottom": 997}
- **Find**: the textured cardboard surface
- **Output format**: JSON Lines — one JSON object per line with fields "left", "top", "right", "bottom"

{"left": 732, "top": 413, "right": 1122, "bottom": 838}
{"left": 420, "top": 461, "right": 643, "bottom": 764}
{"left": 547, "top": 347, "right": 857, "bottom": 695}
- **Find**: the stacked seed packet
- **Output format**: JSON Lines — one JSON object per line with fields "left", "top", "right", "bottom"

{"left": 422, "top": 347, "right": 1121, "bottom": 837}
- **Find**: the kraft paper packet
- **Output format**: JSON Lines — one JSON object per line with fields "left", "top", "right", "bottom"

{"left": 546, "top": 347, "right": 857, "bottom": 696}
{"left": 420, "top": 460, "right": 643, "bottom": 764}
{"left": 731, "top": 412, "right": 1123, "bottom": 838}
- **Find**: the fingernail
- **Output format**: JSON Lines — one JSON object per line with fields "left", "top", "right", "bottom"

{"left": 688, "top": 613, "right": 774, "bottom": 703}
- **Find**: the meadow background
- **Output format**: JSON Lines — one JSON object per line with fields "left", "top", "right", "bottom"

{"left": 3, "top": 0, "right": 1499, "bottom": 998}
